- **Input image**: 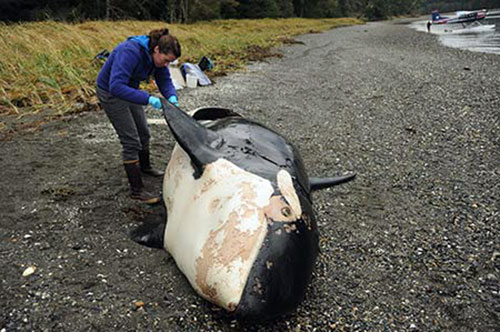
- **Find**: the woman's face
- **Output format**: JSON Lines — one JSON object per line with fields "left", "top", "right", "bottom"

{"left": 152, "top": 46, "right": 177, "bottom": 68}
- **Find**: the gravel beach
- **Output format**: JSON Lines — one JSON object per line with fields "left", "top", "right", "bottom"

{"left": 1, "top": 19, "right": 499, "bottom": 331}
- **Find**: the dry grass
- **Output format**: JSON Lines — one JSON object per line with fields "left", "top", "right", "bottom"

{"left": 0, "top": 17, "right": 362, "bottom": 118}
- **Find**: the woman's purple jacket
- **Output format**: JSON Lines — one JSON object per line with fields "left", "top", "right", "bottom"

{"left": 96, "top": 35, "right": 176, "bottom": 105}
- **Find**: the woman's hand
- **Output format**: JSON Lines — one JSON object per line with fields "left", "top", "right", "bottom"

{"left": 168, "top": 95, "right": 179, "bottom": 107}
{"left": 148, "top": 96, "right": 162, "bottom": 110}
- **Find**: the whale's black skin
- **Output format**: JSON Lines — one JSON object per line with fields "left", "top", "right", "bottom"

{"left": 235, "top": 193, "right": 319, "bottom": 321}
{"left": 132, "top": 102, "right": 355, "bottom": 321}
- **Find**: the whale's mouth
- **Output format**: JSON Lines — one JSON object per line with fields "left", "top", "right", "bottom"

{"left": 191, "top": 107, "right": 241, "bottom": 121}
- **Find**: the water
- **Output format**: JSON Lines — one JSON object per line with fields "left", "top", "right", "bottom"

{"left": 409, "top": 10, "right": 500, "bottom": 55}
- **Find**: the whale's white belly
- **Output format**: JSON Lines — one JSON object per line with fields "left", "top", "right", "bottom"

{"left": 163, "top": 145, "right": 274, "bottom": 310}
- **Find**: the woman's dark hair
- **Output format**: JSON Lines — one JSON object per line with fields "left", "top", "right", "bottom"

{"left": 148, "top": 28, "right": 181, "bottom": 58}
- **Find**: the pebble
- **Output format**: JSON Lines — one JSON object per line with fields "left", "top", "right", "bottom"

{"left": 22, "top": 266, "right": 36, "bottom": 277}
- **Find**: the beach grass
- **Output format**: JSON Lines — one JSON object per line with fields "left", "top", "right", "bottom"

{"left": 0, "top": 18, "right": 363, "bottom": 118}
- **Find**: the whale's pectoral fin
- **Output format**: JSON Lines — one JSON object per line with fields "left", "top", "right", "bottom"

{"left": 130, "top": 204, "right": 167, "bottom": 249}
{"left": 309, "top": 173, "right": 356, "bottom": 191}
{"left": 161, "top": 100, "right": 222, "bottom": 177}
{"left": 130, "top": 221, "right": 166, "bottom": 249}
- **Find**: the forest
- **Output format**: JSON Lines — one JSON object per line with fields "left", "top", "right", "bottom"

{"left": 1, "top": 0, "right": 498, "bottom": 23}
{"left": 0, "top": 0, "right": 499, "bottom": 23}
{"left": 421, "top": 0, "right": 499, "bottom": 13}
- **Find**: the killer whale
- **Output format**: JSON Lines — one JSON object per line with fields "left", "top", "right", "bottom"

{"left": 132, "top": 101, "right": 355, "bottom": 320}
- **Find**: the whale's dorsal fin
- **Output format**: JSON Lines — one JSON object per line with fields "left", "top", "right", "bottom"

{"left": 161, "top": 100, "right": 223, "bottom": 177}
{"left": 309, "top": 173, "right": 356, "bottom": 191}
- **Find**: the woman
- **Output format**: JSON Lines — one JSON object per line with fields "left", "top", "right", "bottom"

{"left": 96, "top": 28, "right": 181, "bottom": 204}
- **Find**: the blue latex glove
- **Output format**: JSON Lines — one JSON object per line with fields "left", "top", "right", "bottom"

{"left": 168, "top": 95, "right": 179, "bottom": 107}
{"left": 148, "top": 96, "right": 162, "bottom": 110}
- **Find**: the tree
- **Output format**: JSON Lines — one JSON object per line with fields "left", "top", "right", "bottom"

{"left": 303, "top": 0, "right": 339, "bottom": 18}
{"left": 279, "top": 0, "right": 295, "bottom": 17}
{"left": 220, "top": 0, "right": 240, "bottom": 18}
{"left": 190, "top": 0, "right": 220, "bottom": 21}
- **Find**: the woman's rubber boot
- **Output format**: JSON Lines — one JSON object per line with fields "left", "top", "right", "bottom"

{"left": 139, "top": 149, "right": 164, "bottom": 177}
{"left": 123, "top": 160, "right": 160, "bottom": 204}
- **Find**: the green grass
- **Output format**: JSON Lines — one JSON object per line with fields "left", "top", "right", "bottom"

{"left": 0, "top": 18, "right": 363, "bottom": 120}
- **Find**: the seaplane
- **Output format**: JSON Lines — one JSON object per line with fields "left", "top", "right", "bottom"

{"left": 430, "top": 9, "right": 495, "bottom": 32}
